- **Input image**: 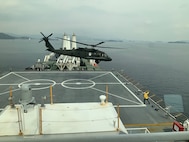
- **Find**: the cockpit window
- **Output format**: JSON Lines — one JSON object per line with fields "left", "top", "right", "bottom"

{"left": 102, "top": 53, "right": 107, "bottom": 57}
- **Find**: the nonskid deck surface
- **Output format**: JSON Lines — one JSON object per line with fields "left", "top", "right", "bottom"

{"left": 0, "top": 71, "right": 174, "bottom": 132}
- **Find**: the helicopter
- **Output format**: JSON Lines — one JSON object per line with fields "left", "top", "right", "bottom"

{"left": 39, "top": 32, "right": 112, "bottom": 64}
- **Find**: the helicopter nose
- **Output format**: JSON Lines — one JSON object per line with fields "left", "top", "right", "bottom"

{"left": 108, "top": 56, "right": 112, "bottom": 61}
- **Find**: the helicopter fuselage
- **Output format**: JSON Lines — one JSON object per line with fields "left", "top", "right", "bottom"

{"left": 48, "top": 48, "right": 112, "bottom": 62}
{"left": 40, "top": 32, "right": 112, "bottom": 64}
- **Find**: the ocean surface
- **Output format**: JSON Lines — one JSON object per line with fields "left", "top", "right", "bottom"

{"left": 0, "top": 39, "right": 189, "bottom": 117}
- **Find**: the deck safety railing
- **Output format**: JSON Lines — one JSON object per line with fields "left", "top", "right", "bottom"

{"left": 116, "top": 70, "right": 188, "bottom": 124}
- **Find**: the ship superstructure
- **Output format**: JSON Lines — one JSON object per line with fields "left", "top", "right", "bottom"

{"left": 31, "top": 33, "right": 98, "bottom": 71}
{"left": 43, "top": 33, "right": 80, "bottom": 71}
{"left": 0, "top": 71, "right": 189, "bottom": 141}
{"left": 1, "top": 33, "right": 189, "bottom": 141}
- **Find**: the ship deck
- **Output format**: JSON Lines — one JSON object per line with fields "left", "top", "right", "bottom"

{"left": 0, "top": 71, "right": 174, "bottom": 134}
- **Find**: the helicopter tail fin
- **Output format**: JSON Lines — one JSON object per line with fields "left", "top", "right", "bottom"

{"left": 39, "top": 32, "right": 55, "bottom": 52}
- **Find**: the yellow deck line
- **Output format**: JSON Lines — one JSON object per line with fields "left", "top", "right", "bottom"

{"left": 125, "top": 122, "right": 173, "bottom": 127}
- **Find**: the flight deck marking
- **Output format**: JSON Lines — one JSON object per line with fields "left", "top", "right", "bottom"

{"left": 94, "top": 82, "right": 127, "bottom": 85}
{"left": 12, "top": 72, "right": 30, "bottom": 81}
{"left": 110, "top": 72, "right": 144, "bottom": 104}
{"left": 0, "top": 72, "right": 29, "bottom": 96}
{"left": 18, "top": 79, "right": 56, "bottom": 90}
{"left": 0, "top": 88, "right": 20, "bottom": 96}
{"left": 0, "top": 84, "right": 21, "bottom": 86}
{"left": 89, "top": 72, "right": 111, "bottom": 80}
{"left": 91, "top": 87, "right": 141, "bottom": 105}
{"left": 0, "top": 72, "right": 12, "bottom": 80}
{"left": 14, "top": 71, "right": 108, "bottom": 74}
{"left": 61, "top": 79, "right": 95, "bottom": 89}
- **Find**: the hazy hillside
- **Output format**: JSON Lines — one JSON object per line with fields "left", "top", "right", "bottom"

{"left": 0, "top": 33, "right": 15, "bottom": 39}
{"left": 0, "top": 33, "right": 32, "bottom": 40}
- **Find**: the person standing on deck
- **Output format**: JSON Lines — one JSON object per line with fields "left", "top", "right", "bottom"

{"left": 143, "top": 91, "right": 150, "bottom": 104}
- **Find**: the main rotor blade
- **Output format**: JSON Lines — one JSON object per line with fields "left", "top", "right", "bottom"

{"left": 56, "top": 37, "right": 104, "bottom": 47}
{"left": 39, "top": 38, "right": 44, "bottom": 43}
{"left": 94, "top": 45, "right": 125, "bottom": 49}
{"left": 56, "top": 37, "right": 125, "bottom": 49}
{"left": 40, "top": 32, "right": 46, "bottom": 37}
{"left": 94, "top": 42, "right": 104, "bottom": 46}
{"left": 47, "top": 33, "right": 53, "bottom": 38}
{"left": 39, "top": 32, "right": 53, "bottom": 43}
{"left": 40, "top": 32, "right": 53, "bottom": 38}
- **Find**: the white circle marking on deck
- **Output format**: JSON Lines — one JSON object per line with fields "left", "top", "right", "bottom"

{"left": 61, "top": 79, "right": 95, "bottom": 89}
{"left": 18, "top": 79, "right": 56, "bottom": 90}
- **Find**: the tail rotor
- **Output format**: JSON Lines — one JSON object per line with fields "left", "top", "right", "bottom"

{"left": 39, "top": 32, "right": 55, "bottom": 52}
{"left": 39, "top": 32, "right": 53, "bottom": 43}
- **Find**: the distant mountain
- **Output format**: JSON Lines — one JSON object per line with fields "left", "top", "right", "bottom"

{"left": 0, "top": 33, "right": 15, "bottom": 39}
{"left": 104, "top": 39, "right": 123, "bottom": 42}
{"left": 0, "top": 32, "right": 31, "bottom": 39}
{"left": 168, "top": 40, "right": 189, "bottom": 44}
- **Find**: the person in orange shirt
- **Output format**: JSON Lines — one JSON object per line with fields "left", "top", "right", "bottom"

{"left": 143, "top": 91, "right": 150, "bottom": 104}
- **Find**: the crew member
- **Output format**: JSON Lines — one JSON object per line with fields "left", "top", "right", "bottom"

{"left": 143, "top": 91, "right": 150, "bottom": 104}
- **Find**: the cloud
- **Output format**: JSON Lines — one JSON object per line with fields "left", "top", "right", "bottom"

{"left": 0, "top": 0, "right": 189, "bottom": 41}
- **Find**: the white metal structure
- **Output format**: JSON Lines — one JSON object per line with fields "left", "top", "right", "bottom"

{"left": 0, "top": 102, "right": 127, "bottom": 136}
{"left": 56, "top": 33, "right": 80, "bottom": 70}
{"left": 71, "top": 33, "right": 77, "bottom": 49}
{"left": 44, "top": 53, "right": 55, "bottom": 62}
{"left": 36, "top": 33, "right": 80, "bottom": 71}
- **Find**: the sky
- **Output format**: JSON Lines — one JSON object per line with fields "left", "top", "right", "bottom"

{"left": 0, "top": 0, "right": 189, "bottom": 41}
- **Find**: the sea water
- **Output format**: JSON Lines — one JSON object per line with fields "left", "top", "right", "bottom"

{"left": 0, "top": 39, "right": 189, "bottom": 117}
